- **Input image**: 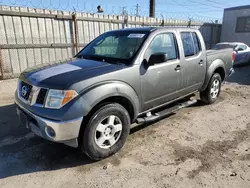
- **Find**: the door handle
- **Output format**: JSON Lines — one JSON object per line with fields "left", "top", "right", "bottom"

{"left": 198, "top": 60, "right": 203, "bottom": 65}
{"left": 175, "top": 65, "right": 182, "bottom": 71}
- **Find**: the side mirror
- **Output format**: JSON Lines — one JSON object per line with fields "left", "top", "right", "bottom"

{"left": 148, "top": 53, "right": 168, "bottom": 66}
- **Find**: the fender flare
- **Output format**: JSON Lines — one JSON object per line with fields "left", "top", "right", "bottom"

{"left": 200, "top": 59, "right": 226, "bottom": 91}
{"left": 74, "top": 81, "right": 140, "bottom": 120}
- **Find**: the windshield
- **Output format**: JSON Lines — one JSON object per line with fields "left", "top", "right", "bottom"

{"left": 76, "top": 31, "right": 149, "bottom": 64}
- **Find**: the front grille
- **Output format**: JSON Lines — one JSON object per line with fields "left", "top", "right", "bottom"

{"left": 20, "top": 81, "right": 32, "bottom": 100}
{"left": 36, "top": 88, "right": 48, "bottom": 105}
{"left": 18, "top": 80, "right": 48, "bottom": 106}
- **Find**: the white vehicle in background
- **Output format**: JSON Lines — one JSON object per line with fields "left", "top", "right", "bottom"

{"left": 213, "top": 42, "right": 250, "bottom": 66}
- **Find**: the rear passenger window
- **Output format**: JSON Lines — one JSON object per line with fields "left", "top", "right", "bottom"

{"left": 192, "top": 32, "right": 201, "bottom": 54}
{"left": 181, "top": 32, "right": 201, "bottom": 57}
{"left": 147, "top": 33, "right": 177, "bottom": 61}
{"left": 238, "top": 44, "right": 247, "bottom": 50}
{"left": 181, "top": 32, "right": 195, "bottom": 57}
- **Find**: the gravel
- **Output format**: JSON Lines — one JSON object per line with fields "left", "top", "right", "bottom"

{"left": 0, "top": 66, "right": 250, "bottom": 188}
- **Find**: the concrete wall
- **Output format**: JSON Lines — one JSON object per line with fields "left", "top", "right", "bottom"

{"left": 0, "top": 5, "right": 221, "bottom": 79}
{"left": 221, "top": 7, "right": 250, "bottom": 45}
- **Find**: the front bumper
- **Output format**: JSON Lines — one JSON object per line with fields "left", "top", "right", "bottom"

{"left": 15, "top": 99, "right": 83, "bottom": 148}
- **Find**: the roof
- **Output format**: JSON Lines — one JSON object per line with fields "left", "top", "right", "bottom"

{"left": 112, "top": 27, "right": 156, "bottom": 32}
{"left": 110, "top": 27, "right": 198, "bottom": 33}
{"left": 225, "top": 5, "right": 250, "bottom": 11}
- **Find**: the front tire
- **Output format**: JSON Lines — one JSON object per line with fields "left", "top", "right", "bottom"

{"left": 200, "top": 73, "right": 222, "bottom": 104}
{"left": 81, "top": 103, "right": 131, "bottom": 160}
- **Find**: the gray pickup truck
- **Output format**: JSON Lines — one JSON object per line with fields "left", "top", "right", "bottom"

{"left": 15, "top": 27, "right": 234, "bottom": 160}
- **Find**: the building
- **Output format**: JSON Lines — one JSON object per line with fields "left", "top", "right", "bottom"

{"left": 221, "top": 5, "right": 250, "bottom": 45}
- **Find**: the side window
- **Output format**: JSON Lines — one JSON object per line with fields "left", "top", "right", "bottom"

{"left": 238, "top": 45, "right": 247, "bottom": 50}
{"left": 192, "top": 32, "right": 201, "bottom": 54}
{"left": 147, "top": 33, "right": 177, "bottom": 61}
{"left": 181, "top": 32, "right": 195, "bottom": 57}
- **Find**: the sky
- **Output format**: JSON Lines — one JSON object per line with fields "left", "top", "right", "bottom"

{"left": 0, "top": 0, "right": 250, "bottom": 21}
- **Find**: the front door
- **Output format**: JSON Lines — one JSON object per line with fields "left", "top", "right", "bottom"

{"left": 140, "top": 32, "right": 182, "bottom": 111}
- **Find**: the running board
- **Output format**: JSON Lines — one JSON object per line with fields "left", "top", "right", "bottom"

{"left": 136, "top": 99, "right": 197, "bottom": 124}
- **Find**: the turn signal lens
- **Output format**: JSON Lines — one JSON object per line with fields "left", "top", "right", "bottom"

{"left": 61, "top": 90, "right": 78, "bottom": 106}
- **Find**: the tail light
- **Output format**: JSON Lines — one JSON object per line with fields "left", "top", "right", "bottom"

{"left": 232, "top": 52, "right": 235, "bottom": 64}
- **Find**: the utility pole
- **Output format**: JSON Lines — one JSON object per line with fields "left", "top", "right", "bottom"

{"left": 149, "top": 0, "right": 155, "bottom": 18}
{"left": 122, "top": 6, "right": 127, "bottom": 16}
{"left": 121, "top": 7, "right": 128, "bottom": 29}
{"left": 135, "top": 4, "right": 139, "bottom": 17}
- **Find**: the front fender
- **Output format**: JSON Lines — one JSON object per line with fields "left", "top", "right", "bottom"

{"left": 200, "top": 59, "right": 226, "bottom": 91}
{"left": 75, "top": 81, "right": 140, "bottom": 119}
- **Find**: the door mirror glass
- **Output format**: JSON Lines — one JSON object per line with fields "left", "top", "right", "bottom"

{"left": 148, "top": 53, "right": 168, "bottom": 65}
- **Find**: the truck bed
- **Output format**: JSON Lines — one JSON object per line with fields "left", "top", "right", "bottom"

{"left": 206, "top": 48, "right": 233, "bottom": 76}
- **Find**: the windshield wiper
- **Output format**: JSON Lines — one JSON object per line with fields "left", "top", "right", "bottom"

{"left": 77, "top": 55, "right": 125, "bottom": 65}
{"left": 77, "top": 55, "right": 104, "bottom": 61}
{"left": 109, "top": 60, "right": 124, "bottom": 65}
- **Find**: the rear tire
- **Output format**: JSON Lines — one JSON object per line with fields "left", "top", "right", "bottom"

{"left": 200, "top": 73, "right": 222, "bottom": 104}
{"left": 80, "top": 103, "right": 131, "bottom": 160}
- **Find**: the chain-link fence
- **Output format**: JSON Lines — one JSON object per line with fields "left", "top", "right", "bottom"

{"left": 0, "top": 5, "right": 222, "bottom": 80}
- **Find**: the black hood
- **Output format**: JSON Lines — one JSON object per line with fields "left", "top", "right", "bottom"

{"left": 20, "top": 58, "right": 125, "bottom": 89}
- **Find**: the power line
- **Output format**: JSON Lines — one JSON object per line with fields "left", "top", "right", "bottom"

{"left": 170, "top": 0, "right": 193, "bottom": 9}
{"left": 205, "top": 0, "right": 236, "bottom": 7}
{"left": 170, "top": 0, "right": 222, "bottom": 12}
{"left": 186, "top": 0, "right": 225, "bottom": 9}
{"left": 204, "top": 0, "right": 230, "bottom": 6}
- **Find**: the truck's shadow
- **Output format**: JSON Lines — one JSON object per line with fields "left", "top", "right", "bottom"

{"left": 0, "top": 104, "right": 95, "bottom": 179}
{"left": 0, "top": 103, "right": 168, "bottom": 179}
{"left": 0, "top": 104, "right": 28, "bottom": 138}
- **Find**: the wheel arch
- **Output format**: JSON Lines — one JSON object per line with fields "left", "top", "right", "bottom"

{"left": 78, "top": 81, "right": 140, "bottom": 124}
{"left": 85, "top": 96, "right": 136, "bottom": 123}
{"left": 214, "top": 67, "right": 225, "bottom": 81}
{"left": 200, "top": 59, "right": 226, "bottom": 91}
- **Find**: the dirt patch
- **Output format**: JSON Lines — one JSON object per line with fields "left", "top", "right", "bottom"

{"left": 172, "top": 123, "right": 250, "bottom": 178}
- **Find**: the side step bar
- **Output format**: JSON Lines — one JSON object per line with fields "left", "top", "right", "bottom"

{"left": 136, "top": 99, "right": 197, "bottom": 124}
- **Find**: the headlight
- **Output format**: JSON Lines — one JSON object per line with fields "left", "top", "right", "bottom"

{"left": 45, "top": 89, "right": 78, "bottom": 109}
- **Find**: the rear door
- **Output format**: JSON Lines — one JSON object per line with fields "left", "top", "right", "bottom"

{"left": 177, "top": 31, "right": 206, "bottom": 96}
